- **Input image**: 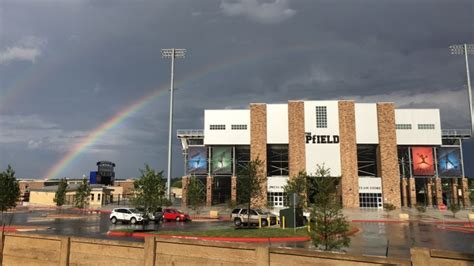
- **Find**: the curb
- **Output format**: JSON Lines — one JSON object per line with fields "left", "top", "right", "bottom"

{"left": 107, "top": 231, "right": 311, "bottom": 243}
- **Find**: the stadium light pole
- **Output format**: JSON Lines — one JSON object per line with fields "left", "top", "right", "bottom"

{"left": 450, "top": 44, "right": 474, "bottom": 135}
{"left": 161, "top": 48, "right": 186, "bottom": 200}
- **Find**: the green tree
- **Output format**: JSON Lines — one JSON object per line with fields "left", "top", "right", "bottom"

{"left": 448, "top": 202, "right": 460, "bottom": 218}
{"left": 237, "top": 158, "right": 265, "bottom": 227}
{"left": 0, "top": 165, "right": 20, "bottom": 227}
{"left": 309, "top": 165, "right": 350, "bottom": 251}
{"left": 383, "top": 203, "right": 396, "bottom": 217}
{"left": 74, "top": 178, "right": 91, "bottom": 209}
{"left": 171, "top": 179, "right": 182, "bottom": 188}
{"left": 187, "top": 175, "right": 205, "bottom": 213}
{"left": 130, "top": 164, "right": 167, "bottom": 214}
{"left": 54, "top": 178, "right": 68, "bottom": 207}
{"left": 283, "top": 171, "right": 307, "bottom": 208}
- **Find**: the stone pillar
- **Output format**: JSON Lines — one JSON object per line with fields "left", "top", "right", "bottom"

{"left": 460, "top": 177, "right": 471, "bottom": 208}
{"left": 426, "top": 179, "right": 433, "bottom": 207}
{"left": 408, "top": 178, "right": 417, "bottom": 207}
{"left": 288, "top": 101, "right": 306, "bottom": 179}
{"left": 181, "top": 176, "right": 189, "bottom": 208}
{"left": 250, "top": 103, "right": 267, "bottom": 207}
{"left": 338, "top": 101, "right": 359, "bottom": 208}
{"left": 206, "top": 176, "right": 213, "bottom": 207}
{"left": 377, "top": 103, "right": 401, "bottom": 208}
{"left": 231, "top": 176, "right": 237, "bottom": 204}
{"left": 451, "top": 178, "right": 458, "bottom": 205}
{"left": 401, "top": 178, "right": 408, "bottom": 207}
{"left": 435, "top": 177, "right": 443, "bottom": 206}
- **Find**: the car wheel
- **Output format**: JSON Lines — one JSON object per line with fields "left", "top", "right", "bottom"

{"left": 176, "top": 217, "right": 181, "bottom": 222}
{"left": 234, "top": 218, "right": 242, "bottom": 227}
{"left": 130, "top": 217, "right": 137, "bottom": 225}
{"left": 110, "top": 217, "right": 117, "bottom": 224}
{"left": 261, "top": 219, "right": 268, "bottom": 227}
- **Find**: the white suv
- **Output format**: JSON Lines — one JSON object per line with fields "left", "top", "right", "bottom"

{"left": 109, "top": 208, "right": 146, "bottom": 224}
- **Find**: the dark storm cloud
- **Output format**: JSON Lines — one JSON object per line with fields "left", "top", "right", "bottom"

{"left": 0, "top": 0, "right": 473, "bottom": 178}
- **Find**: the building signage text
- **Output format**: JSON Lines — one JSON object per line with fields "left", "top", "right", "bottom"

{"left": 305, "top": 133, "right": 340, "bottom": 144}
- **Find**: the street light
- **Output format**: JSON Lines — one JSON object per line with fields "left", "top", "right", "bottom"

{"left": 449, "top": 44, "right": 474, "bottom": 136}
{"left": 161, "top": 48, "right": 186, "bottom": 200}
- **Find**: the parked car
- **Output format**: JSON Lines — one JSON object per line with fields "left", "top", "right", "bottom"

{"left": 109, "top": 208, "right": 147, "bottom": 224}
{"left": 135, "top": 207, "right": 163, "bottom": 223}
{"left": 231, "top": 208, "right": 277, "bottom": 227}
{"left": 162, "top": 208, "right": 191, "bottom": 222}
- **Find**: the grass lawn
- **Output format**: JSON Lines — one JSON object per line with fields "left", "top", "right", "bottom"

{"left": 152, "top": 227, "right": 310, "bottom": 238}
{"left": 111, "top": 227, "right": 310, "bottom": 237}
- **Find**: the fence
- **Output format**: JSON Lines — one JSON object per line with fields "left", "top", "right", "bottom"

{"left": 1, "top": 232, "right": 473, "bottom": 265}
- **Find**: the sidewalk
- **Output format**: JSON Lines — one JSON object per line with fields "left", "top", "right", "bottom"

{"left": 343, "top": 207, "right": 474, "bottom": 222}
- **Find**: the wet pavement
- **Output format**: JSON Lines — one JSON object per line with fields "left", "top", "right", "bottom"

{"left": 4, "top": 208, "right": 474, "bottom": 258}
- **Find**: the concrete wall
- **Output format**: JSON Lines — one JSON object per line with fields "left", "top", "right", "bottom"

{"left": 304, "top": 100, "right": 341, "bottom": 176}
{"left": 355, "top": 103, "right": 379, "bottom": 144}
{"left": 395, "top": 109, "right": 442, "bottom": 145}
{"left": 1, "top": 232, "right": 473, "bottom": 266}
{"left": 266, "top": 104, "right": 289, "bottom": 144}
{"left": 204, "top": 109, "right": 250, "bottom": 145}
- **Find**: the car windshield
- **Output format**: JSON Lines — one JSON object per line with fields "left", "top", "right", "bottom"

{"left": 129, "top": 208, "right": 140, "bottom": 214}
{"left": 177, "top": 210, "right": 184, "bottom": 214}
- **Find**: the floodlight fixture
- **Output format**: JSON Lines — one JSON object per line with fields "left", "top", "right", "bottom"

{"left": 162, "top": 48, "right": 187, "bottom": 200}
{"left": 450, "top": 43, "right": 474, "bottom": 136}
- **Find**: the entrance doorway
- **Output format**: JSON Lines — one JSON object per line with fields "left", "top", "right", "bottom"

{"left": 359, "top": 193, "right": 383, "bottom": 208}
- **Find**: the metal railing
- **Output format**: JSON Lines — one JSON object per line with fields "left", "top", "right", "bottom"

{"left": 177, "top": 129, "right": 204, "bottom": 137}
{"left": 441, "top": 129, "right": 471, "bottom": 138}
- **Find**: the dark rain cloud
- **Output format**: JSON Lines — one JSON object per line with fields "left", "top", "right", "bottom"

{"left": 0, "top": 0, "right": 473, "bottom": 178}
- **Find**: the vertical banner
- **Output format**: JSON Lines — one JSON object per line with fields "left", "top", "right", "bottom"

{"left": 211, "top": 146, "right": 232, "bottom": 174}
{"left": 187, "top": 147, "right": 208, "bottom": 174}
{"left": 437, "top": 147, "right": 462, "bottom": 177}
{"left": 411, "top": 147, "right": 435, "bottom": 176}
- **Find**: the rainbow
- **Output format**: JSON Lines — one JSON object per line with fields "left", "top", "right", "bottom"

{"left": 39, "top": 43, "right": 320, "bottom": 179}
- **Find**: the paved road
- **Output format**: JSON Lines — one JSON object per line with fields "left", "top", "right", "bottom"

{"left": 5, "top": 209, "right": 474, "bottom": 258}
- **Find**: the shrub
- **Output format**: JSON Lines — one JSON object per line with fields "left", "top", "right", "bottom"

{"left": 383, "top": 203, "right": 396, "bottom": 217}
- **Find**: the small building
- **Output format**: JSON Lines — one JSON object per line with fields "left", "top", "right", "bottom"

{"left": 29, "top": 184, "right": 123, "bottom": 207}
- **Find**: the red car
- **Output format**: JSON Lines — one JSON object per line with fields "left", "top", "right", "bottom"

{"left": 163, "top": 208, "right": 191, "bottom": 222}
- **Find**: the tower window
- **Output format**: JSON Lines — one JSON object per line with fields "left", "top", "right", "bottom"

{"left": 315, "top": 106, "right": 327, "bottom": 128}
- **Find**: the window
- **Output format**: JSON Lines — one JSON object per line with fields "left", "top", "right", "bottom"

{"left": 357, "top": 145, "right": 378, "bottom": 177}
{"left": 267, "top": 192, "right": 288, "bottom": 207}
{"left": 396, "top": 124, "right": 412, "bottom": 130}
{"left": 209, "top": 124, "right": 225, "bottom": 130}
{"left": 315, "top": 106, "right": 327, "bottom": 128}
{"left": 418, "top": 124, "right": 435, "bottom": 130}
{"left": 267, "top": 145, "right": 289, "bottom": 176}
{"left": 91, "top": 194, "right": 94, "bottom": 201}
{"left": 98, "top": 194, "right": 101, "bottom": 201}
{"left": 359, "top": 193, "right": 382, "bottom": 208}
{"left": 231, "top": 124, "right": 247, "bottom": 130}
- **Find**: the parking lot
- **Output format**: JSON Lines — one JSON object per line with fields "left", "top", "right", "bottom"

{"left": 4, "top": 208, "right": 474, "bottom": 258}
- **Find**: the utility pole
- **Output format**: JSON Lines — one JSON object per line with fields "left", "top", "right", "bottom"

{"left": 161, "top": 48, "right": 186, "bottom": 200}
{"left": 450, "top": 44, "right": 474, "bottom": 135}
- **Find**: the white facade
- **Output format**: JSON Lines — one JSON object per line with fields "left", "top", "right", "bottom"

{"left": 355, "top": 103, "right": 379, "bottom": 144}
{"left": 204, "top": 109, "right": 250, "bottom": 145}
{"left": 395, "top": 109, "right": 442, "bottom": 145}
{"left": 358, "top": 177, "right": 382, "bottom": 194}
{"left": 267, "top": 104, "right": 289, "bottom": 144}
{"left": 267, "top": 176, "right": 289, "bottom": 193}
{"left": 304, "top": 101, "right": 341, "bottom": 176}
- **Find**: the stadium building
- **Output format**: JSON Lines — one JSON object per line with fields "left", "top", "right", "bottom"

{"left": 177, "top": 100, "right": 471, "bottom": 209}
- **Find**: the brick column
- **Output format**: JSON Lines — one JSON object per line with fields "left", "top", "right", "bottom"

{"left": 401, "top": 178, "right": 408, "bottom": 207}
{"left": 181, "top": 176, "right": 189, "bottom": 208}
{"left": 377, "top": 103, "right": 401, "bottom": 208}
{"left": 338, "top": 101, "right": 359, "bottom": 208}
{"left": 231, "top": 176, "right": 237, "bottom": 204}
{"left": 250, "top": 103, "right": 267, "bottom": 207}
{"left": 288, "top": 101, "right": 306, "bottom": 179}
{"left": 408, "top": 178, "right": 417, "bottom": 207}
{"left": 206, "top": 176, "right": 213, "bottom": 207}
{"left": 435, "top": 177, "right": 443, "bottom": 206}
{"left": 451, "top": 178, "right": 458, "bottom": 205}
{"left": 426, "top": 179, "right": 433, "bottom": 206}
{"left": 460, "top": 177, "right": 471, "bottom": 208}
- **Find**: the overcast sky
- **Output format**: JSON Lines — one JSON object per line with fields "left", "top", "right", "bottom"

{"left": 0, "top": 0, "right": 473, "bottom": 179}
